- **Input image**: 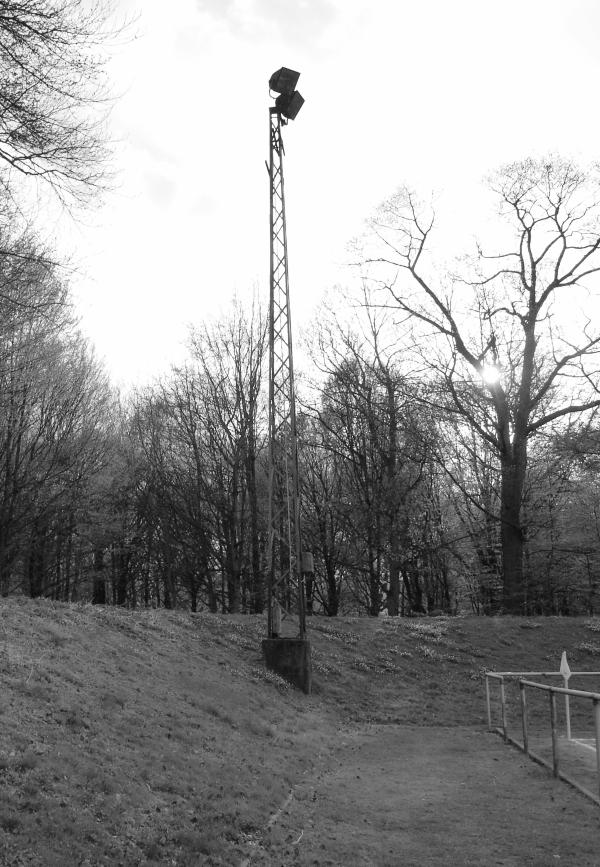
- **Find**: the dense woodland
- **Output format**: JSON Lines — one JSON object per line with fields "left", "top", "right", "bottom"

{"left": 2, "top": 3, "right": 600, "bottom": 617}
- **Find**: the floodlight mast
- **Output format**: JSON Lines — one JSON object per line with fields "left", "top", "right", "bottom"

{"left": 266, "top": 68, "right": 306, "bottom": 640}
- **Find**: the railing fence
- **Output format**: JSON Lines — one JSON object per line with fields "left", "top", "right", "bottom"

{"left": 485, "top": 659, "right": 600, "bottom": 807}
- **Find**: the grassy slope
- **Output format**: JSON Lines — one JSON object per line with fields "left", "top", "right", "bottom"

{"left": 1, "top": 600, "right": 600, "bottom": 865}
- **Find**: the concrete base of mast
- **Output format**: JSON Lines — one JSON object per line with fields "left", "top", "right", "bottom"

{"left": 262, "top": 638, "right": 312, "bottom": 694}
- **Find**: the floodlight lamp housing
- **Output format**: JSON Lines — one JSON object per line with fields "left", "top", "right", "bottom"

{"left": 269, "top": 67, "right": 300, "bottom": 95}
{"left": 275, "top": 90, "right": 304, "bottom": 121}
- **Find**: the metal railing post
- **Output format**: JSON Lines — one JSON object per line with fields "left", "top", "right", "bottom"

{"left": 520, "top": 680, "right": 529, "bottom": 755}
{"left": 549, "top": 689, "right": 559, "bottom": 778}
{"left": 500, "top": 677, "right": 507, "bottom": 742}
{"left": 485, "top": 675, "right": 492, "bottom": 730}
{"left": 594, "top": 698, "right": 600, "bottom": 803}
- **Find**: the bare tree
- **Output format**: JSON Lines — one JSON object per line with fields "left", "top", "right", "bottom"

{"left": 0, "top": 223, "right": 115, "bottom": 598}
{"left": 129, "top": 299, "right": 268, "bottom": 614}
{"left": 187, "top": 301, "right": 267, "bottom": 613}
{"left": 0, "top": 0, "right": 118, "bottom": 204}
{"left": 299, "top": 413, "right": 348, "bottom": 616}
{"left": 362, "top": 157, "right": 600, "bottom": 612}
{"left": 308, "top": 309, "right": 439, "bottom": 616}
{"left": 442, "top": 423, "right": 503, "bottom": 612}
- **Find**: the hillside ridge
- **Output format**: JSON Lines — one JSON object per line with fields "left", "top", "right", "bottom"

{"left": 1, "top": 599, "right": 600, "bottom": 864}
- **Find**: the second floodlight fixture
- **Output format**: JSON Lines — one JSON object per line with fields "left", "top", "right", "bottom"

{"left": 269, "top": 66, "right": 304, "bottom": 121}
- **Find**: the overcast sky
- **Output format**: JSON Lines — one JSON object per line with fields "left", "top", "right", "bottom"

{"left": 67, "top": 0, "right": 600, "bottom": 387}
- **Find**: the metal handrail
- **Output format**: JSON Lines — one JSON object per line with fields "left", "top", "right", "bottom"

{"left": 487, "top": 671, "right": 600, "bottom": 678}
{"left": 519, "top": 679, "right": 600, "bottom": 700}
{"left": 485, "top": 670, "right": 600, "bottom": 735}
{"left": 485, "top": 669, "right": 600, "bottom": 806}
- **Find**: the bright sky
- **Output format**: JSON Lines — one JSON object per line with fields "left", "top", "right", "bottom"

{"left": 66, "top": 0, "right": 600, "bottom": 388}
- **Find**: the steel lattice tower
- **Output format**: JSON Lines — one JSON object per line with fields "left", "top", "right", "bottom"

{"left": 266, "top": 84, "right": 306, "bottom": 640}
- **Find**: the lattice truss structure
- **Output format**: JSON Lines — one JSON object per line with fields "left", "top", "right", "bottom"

{"left": 267, "top": 107, "right": 306, "bottom": 639}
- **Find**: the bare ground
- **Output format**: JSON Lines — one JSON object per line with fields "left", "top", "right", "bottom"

{"left": 247, "top": 725, "right": 600, "bottom": 867}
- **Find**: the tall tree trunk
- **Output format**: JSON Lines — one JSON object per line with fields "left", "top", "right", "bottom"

{"left": 368, "top": 547, "right": 381, "bottom": 616}
{"left": 92, "top": 546, "right": 106, "bottom": 605}
{"left": 402, "top": 565, "right": 425, "bottom": 613}
{"left": 387, "top": 559, "right": 400, "bottom": 616}
{"left": 207, "top": 571, "right": 218, "bottom": 613}
{"left": 53, "top": 531, "right": 62, "bottom": 601}
{"left": 28, "top": 520, "right": 46, "bottom": 598}
{"left": 163, "top": 561, "right": 175, "bottom": 609}
{"left": 64, "top": 513, "right": 74, "bottom": 602}
{"left": 500, "top": 458, "right": 526, "bottom": 613}
{"left": 114, "top": 543, "right": 129, "bottom": 606}
{"left": 246, "top": 426, "right": 263, "bottom": 613}
{"left": 385, "top": 377, "right": 401, "bottom": 616}
{"left": 325, "top": 560, "right": 339, "bottom": 615}
{"left": 226, "top": 529, "right": 242, "bottom": 613}
{"left": 189, "top": 573, "right": 197, "bottom": 612}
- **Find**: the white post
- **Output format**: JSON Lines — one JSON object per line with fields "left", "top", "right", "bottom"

{"left": 560, "top": 650, "right": 571, "bottom": 740}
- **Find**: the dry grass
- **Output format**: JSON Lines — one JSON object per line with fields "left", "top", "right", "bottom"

{"left": 0, "top": 599, "right": 599, "bottom": 864}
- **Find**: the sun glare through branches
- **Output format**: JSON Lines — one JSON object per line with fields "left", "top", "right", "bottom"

{"left": 481, "top": 364, "right": 502, "bottom": 385}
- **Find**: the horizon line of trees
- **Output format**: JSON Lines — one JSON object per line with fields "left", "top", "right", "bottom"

{"left": 0, "top": 222, "right": 599, "bottom": 617}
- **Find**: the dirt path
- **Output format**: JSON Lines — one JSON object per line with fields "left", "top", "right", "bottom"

{"left": 246, "top": 725, "right": 600, "bottom": 866}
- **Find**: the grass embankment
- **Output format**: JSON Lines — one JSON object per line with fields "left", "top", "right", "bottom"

{"left": 0, "top": 599, "right": 599, "bottom": 865}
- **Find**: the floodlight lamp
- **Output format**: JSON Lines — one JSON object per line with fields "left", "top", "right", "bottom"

{"left": 269, "top": 67, "right": 300, "bottom": 95}
{"left": 275, "top": 90, "right": 304, "bottom": 121}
